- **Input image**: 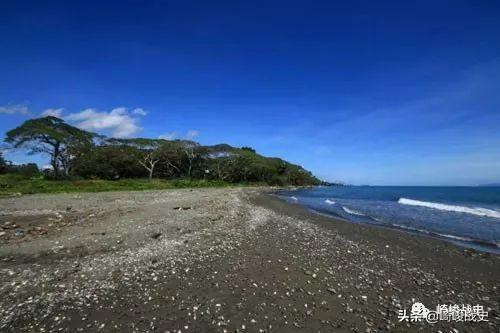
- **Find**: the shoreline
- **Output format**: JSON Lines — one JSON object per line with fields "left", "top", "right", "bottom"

{"left": 269, "top": 190, "right": 500, "bottom": 254}
{"left": 254, "top": 193, "right": 500, "bottom": 274}
{"left": 1, "top": 188, "right": 498, "bottom": 332}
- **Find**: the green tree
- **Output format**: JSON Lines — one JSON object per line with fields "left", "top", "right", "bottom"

{"left": 72, "top": 145, "right": 145, "bottom": 180}
{"left": 4, "top": 117, "right": 94, "bottom": 177}
{"left": 9, "top": 163, "right": 40, "bottom": 177}
{"left": 106, "top": 138, "right": 167, "bottom": 179}
{"left": 155, "top": 141, "right": 184, "bottom": 178}
{"left": 0, "top": 151, "right": 8, "bottom": 174}
{"left": 180, "top": 141, "right": 201, "bottom": 178}
{"left": 241, "top": 146, "right": 256, "bottom": 153}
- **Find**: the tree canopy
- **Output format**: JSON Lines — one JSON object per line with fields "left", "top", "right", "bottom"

{"left": 5, "top": 117, "right": 95, "bottom": 176}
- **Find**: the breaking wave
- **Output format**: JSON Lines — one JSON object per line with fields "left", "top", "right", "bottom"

{"left": 342, "top": 206, "right": 366, "bottom": 216}
{"left": 398, "top": 198, "right": 500, "bottom": 219}
{"left": 325, "top": 199, "right": 336, "bottom": 205}
{"left": 390, "top": 223, "right": 499, "bottom": 248}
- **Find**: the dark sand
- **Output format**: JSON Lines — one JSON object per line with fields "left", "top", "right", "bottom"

{"left": 0, "top": 188, "right": 498, "bottom": 332}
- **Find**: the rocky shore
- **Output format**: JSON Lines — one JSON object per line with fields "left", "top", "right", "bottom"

{"left": 0, "top": 188, "right": 498, "bottom": 332}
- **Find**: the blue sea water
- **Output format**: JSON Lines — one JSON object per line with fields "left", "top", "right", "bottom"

{"left": 277, "top": 186, "right": 500, "bottom": 253}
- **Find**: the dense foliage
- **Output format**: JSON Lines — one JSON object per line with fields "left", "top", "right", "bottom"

{"left": 0, "top": 152, "right": 40, "bottom": 177}
{"left": 0, "top": 152, "right": 6, "bottom": 174}
{"left": 3, "top": 117, "right": 321, "bottom": 186}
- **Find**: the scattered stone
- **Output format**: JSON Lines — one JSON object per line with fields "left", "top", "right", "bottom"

{"left": 0, "top": 187, "right": 497, "bottom": 333}
{"left": 150, "top": 232, "right": 162, "bottom": 239}
{"left": 173, "top": 206, "right": 192, "bottom": 211}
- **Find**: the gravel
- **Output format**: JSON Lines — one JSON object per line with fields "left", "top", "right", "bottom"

{"left": 0, "top": 188, "right": 498, "bottom": 332}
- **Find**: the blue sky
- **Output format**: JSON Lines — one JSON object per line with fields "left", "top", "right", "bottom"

{"left": 1, "top": 0, "right": 500, "bottom": 185}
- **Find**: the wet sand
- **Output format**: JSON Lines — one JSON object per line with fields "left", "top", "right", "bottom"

{"left": 0, "top": 188, "right": 498, "bottom": 332}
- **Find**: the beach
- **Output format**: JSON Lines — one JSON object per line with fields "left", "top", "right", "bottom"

{"left": 0, "top": 188, "right": 498, "bottom": 332}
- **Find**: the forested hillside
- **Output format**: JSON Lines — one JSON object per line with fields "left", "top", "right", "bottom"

{"left": 3, "top": 116, "right": 320, "bottom": 186}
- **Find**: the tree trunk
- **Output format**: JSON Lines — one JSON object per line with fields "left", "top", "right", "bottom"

{"left": 52, "top": 143, "right": 60, "bottom": 176}
{"left": 147, "top": 160, "right": 158, "bottom": 180}
{"left": 51, "top": 158, "right": 58, "bottom": 176}
{"left": 187, "top": 161, "right": 192, "bottom": 178}
{"left": 139, "top": 157, "right": 158, "bottom": 181}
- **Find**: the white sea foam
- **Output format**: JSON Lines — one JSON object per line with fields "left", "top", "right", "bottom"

{"left": 391, "top": 223, "right": 430, "bottom": 234}
{"left": 392, "top": 223, "right": 478, "bottom": 242}
{"left": 435, "top": 233, "right": 476, "bottom": 242}
{"left": 325, "top": 199, "right": 336, "bottom": 205}
{"left": 398, "top": 198, "right": 500, "bottom": 219}
{"left": 391, "top": 222, "right": 498, "bottom": 246}
{"left": 290, "top": 196, "right": 298, "bottom": 201}
{"left": 342, "top": 206, "right": 366, "bottom": 216}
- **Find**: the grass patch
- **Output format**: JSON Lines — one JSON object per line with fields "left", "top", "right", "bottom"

{"left": 0, "top": 174, "right": 245, "bottom": 197}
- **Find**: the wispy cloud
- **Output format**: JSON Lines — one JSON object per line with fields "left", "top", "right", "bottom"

{"left": 132, "top": 108, "right": 147, "bottom": 116}
{"left": 159, "top": 130, "right": 199, "bottom": 140}
{"left": 41, "top": 108, "right": 64, "bottom": 117}
{"left": 249, "top": 61, "right": 500, "bottom": 185}
{"left": 186, "top": 130, "right": 199, "bottom": 140}
{"left": 159, "top": 132, "right": 176, "bottom": 140}
{"left": 65, "top": 107, "right": 143, "bottom": 138}
{"left": 0, "top": 104, "right": 29, "bottom": 115}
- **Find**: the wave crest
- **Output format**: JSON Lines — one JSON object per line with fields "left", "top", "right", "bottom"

{"left": 398, "top": 198, "right": 500, "bottom": 219}
{"left": 342, "top": 206, "right": 366, "bottom": 216}
{"left": 325, "top": 199, "right": 336, "bottom": 205}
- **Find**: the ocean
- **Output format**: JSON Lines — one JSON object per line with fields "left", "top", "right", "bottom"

{"left": 276, "top": 186, "right": 500, "bottom": 253}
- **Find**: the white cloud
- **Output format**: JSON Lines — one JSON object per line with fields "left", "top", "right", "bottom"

{"left": 159, "top": 132, "right": 176, "bottom": 140}
{"left": 65, "top": 107, "right": 142, "bottom": 138}
{"left": 186, "top": 130, "right": 199, "bottom": 140}
{"left": 0, "top": 104, "right": 29, "bottom": 115}
{"left": 159, "top": 130, "right": 200, "bottom": 140}
{"left": 132, "top": 108, "right": 147, "bottom": 116}
{"left": 41, "top": 108, "right": 64, "bottom": 117}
